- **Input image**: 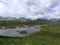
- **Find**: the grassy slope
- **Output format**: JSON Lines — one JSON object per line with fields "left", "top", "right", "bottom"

{"left": 0, "top": 22, "right": 60, "bottom": 45}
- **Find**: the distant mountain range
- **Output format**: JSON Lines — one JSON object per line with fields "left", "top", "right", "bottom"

{"left": 49, "top": 18, "right": 60, "bottom": 22}
{"left": 34, "top": 18, "right": 49, "bottom": 22}
{"left": 0, "top": 16, "right": 17, "bottom": 21}
{"left": 0, "top": 16, "right": 32, "bottom": 22}
{"left": 0, "top": 16, "right": 60, "bottom": 22}
{"left": 34, "top": 18, "right": 60, "bottom": 22}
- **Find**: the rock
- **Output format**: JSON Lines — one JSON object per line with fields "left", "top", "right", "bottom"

{"left": 1, "top": 27, "right": 6, "bottom": 29}
{"left": 19, "top": 31, "right": 27, "bottom": 34}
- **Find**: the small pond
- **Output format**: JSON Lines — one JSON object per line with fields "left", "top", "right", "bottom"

{"left": 0, "top": 26, "right": 40, "bottom": 37}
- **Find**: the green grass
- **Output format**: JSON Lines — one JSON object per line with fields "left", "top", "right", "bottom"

{"left": 0, "top": 21, "right": 41, "bottom": 28}
{"left": 0, "top": 22, "right": 60, "bottom": 45}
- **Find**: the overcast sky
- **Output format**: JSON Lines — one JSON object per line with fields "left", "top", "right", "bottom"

{"left": 0, "top": 0, "right": 60, "bottom": 19}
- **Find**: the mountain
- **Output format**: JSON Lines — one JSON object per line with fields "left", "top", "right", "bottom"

{"left": 0, "top": 16, "right": 32, "bottom": 22}
{"left": 0, "top": 16, "right": 16, "bottom": 21}
{"left": 49, "top": 18, "right": 60, "bottom": 22}
{"left": 34, "top": 18, "right": 60, "bottom": 22}
{"left": 34, "top": 18, "right": 49, "bottom": 22}
{"left": 0, "top": 16, "right": 60, "bottom": 22}
{"left": 18, "top": 17, "right": 33, "bottom": 22}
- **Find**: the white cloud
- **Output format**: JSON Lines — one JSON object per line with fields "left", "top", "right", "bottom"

{"left": 0, "top": 2, "right": 7, "bottom": 13}
{"left": 0, "top": 0, "right": 60, "bottom": 19}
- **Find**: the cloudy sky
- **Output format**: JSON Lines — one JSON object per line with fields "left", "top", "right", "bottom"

{"left": 0, "top": 0, "right": 60, "bottom": 19}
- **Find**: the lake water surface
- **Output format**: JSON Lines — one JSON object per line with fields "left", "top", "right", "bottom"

{"left": 0, "top": 26, "right": 40, "bottom": 37}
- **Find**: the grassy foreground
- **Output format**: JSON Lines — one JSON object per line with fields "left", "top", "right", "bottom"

{"left": 0, "top": 22, "right": 60, "bottom": 45}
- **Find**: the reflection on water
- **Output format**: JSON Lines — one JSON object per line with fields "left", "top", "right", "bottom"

{"left": 0, "top": 26, "right": 40, "bottom": 37}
